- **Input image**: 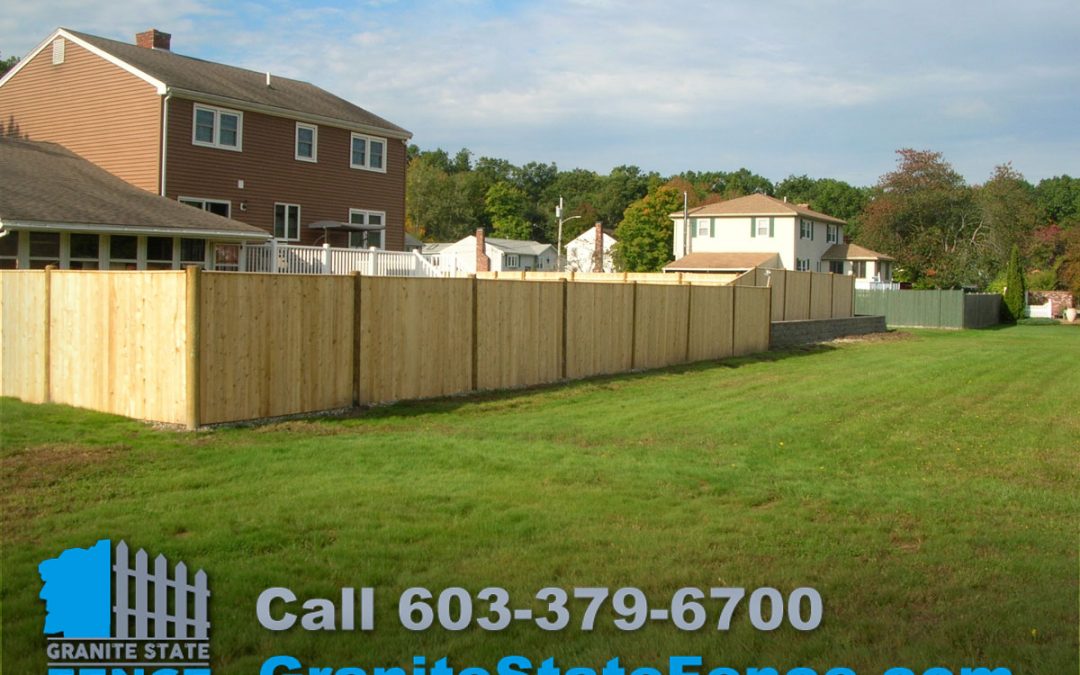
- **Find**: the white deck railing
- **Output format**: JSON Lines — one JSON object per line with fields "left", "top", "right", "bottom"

{"left": 855, "top": 279, "right": 901, "bottom": 290}
{"left": 241, "top": 242, "right": 449, "bottom": 277}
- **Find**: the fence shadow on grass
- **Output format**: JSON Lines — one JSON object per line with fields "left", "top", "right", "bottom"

{"left": 311, "top": 343, "right": 841, "bottom": 425}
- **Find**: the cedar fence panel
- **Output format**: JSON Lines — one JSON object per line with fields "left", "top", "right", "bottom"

{"left": 809, "top": 273, "right": 834, "bottom": 320}
{"left": 687, "top": 284, "right": 735, "bottom": 362}
{"left": 564, "top": 281, "right": 635, "bottom": 379}
{"left": 633, "top": 283, "right": 690, "bottom": 369}
{"left": 0, "top": 271, "right": 49, "bottom": 403}
{"left": 784, "top": 271, "right": 812, "bottom": 321}
{"left": 733, "top": 286, "right": 772, "bottom": 355}
{"left": 357, "top": 276, "right": 473, "bottom": 405}
{"left": 832, "top": 275, "right": 854, "bottom": 318}
{"left": 476, "top": 280, "right": 564, "bottom": 391}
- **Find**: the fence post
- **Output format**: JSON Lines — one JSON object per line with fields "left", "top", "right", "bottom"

{"left": 43, "top": 265, "right": 54, "bottom": 402}
{"left": 352, "top": 272, "right": 363, "bottom": 406}
{"left": 630, "top": 281, "right": 638, "bottom": 370}
{"left": 368, "top": 248, "right": 377, "bottom": 276}
{"left": 185, "top": 266, "right": 201, "bottom": 430}
{"left": 470, "top": 274, "right": 479, "bottom": 392}
{"left": 684, "top": 282, "right": 693, "bottom": 363}
{"left": 322, "top": 243, "right": 331, "bottom": 275}
{"left": 269, "top": 238, "right": 278, "bottom": 274}
{"left": 560, "top": 278, "right": 568, "bottom": 380}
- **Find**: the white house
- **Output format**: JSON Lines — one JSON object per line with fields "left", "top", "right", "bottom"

{"left": 564, "top": 224, "right": 617, "bottom": 273}
{"left": 667, "top": 194, "right": 894, "bottom": 285}
{"left": 423, "top": 231, "right": 557, "bottom": 274}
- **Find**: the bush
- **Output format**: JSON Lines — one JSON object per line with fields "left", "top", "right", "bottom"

{"left": 1001, "top": 245, "right": 1026, "bottom": 323}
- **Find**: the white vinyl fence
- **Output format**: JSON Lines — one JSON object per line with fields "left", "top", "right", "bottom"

{"left": 241, "top": 242, "right": 446, "bottom": 277}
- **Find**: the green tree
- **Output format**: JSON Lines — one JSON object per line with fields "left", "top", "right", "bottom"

{"left": 485, "top": 182, "right": 532, "bottom": 240}
{"left": 612, "top": 184, "right": 684, "bottom": 272}
{"left": 1001, "top": 245, "right": 1026, "bottom": 322}
{"left": 859, "top": 149, "right": 978, "bottom": 288}
{"left": 0, "top": 53, "right": 18, "bottom": 77}
{"left": 974, "top": 164, "right": 1042, "bottom": 282}
{"left": 1034, "top": 175, "right": 1080, "bottom": 225}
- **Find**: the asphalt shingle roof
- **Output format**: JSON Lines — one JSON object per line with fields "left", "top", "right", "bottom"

{"left": 65, "top": 29, "right": 410, "bottom": 138}
{"left": 0, "top": 137, "right": 268, "bottom": 237}
{"left": 671, "top": 193, "right": 847, "bottom": 226}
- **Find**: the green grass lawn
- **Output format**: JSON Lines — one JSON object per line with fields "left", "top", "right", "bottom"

{"left": 2, "top": 325, "right": 1078, "bottom": 674}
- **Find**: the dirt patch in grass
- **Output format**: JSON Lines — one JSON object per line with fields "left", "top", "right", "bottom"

{"left": 831, "top": 330, "right": 917, "bottom": 344}
{"left": 1, "top": 442, "right": 128, "bottom": 490}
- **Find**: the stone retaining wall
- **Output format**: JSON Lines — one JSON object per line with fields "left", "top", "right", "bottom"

{"left": 770, "top": 315, "right": 888, "bottom": 349}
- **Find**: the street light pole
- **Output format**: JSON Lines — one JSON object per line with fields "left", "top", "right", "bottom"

{"left": 556, "top": 196, "right": 581, "bottom": 272}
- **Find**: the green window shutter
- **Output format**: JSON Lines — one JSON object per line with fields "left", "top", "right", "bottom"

{"left": 710, "top": 218, "right": 715, "bottom": 237}
{"left": 750, "top": 219, "right": 756, "bottom": 238}
{"left": 691, "top": 218, "right": 696, "bottom": 238}
{"left": 811, "top": 222, "right": 814, "bottom": 241}
{"left": 769, "top": 217, "right": 775, "bottom": 238}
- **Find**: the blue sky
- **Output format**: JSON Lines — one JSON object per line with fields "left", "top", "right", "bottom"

{"left": 3, "top": 1, "right": 1078, "bottom": 186}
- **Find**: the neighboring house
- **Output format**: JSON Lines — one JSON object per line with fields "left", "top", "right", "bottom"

{"left": 0, "top": 27, "right": 411, "bottom": 261}
{"left": 668, "top": 193, "right": 893, "bottom": 282}
{"left": 0, "top": 137, "right": 268, "bottom": 270}
{"left": 425, "top": 231, "right": 557, "bottom": 274}
{"left": 564, "top": 224, "right": 617, "bottom": 273}
{"left": 404, "top": 233, "right": 424, "bottom": 253}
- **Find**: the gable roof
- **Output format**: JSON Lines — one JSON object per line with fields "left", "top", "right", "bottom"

{"left": 820, "top": 243, "right": 894, "bottom": 261}
{"left": 664, "top": 252, "right": 781, "bottom": 272}
{"left": 670, "top": 193, "right": 846, "bottom": 225}
{"left": 5, "top": 28, "right": 410, "bottom": 139}
{"left": 485, "top": 237, "right": 555, "bottom": 256}
{"left": 0, "top": 137, "right": 268, "bottom": 239}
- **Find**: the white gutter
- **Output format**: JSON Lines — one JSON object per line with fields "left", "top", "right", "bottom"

{"left": 2, "top": 220, "right": 270, "bottom": 241}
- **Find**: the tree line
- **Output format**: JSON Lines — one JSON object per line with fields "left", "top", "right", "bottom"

{"left": 406, "top": 145, "right": 1080, "bottom": 294}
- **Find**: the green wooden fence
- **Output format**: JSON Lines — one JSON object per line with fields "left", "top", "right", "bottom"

{"left": 855, "top": 290, "right": 1001, "bottom": 329}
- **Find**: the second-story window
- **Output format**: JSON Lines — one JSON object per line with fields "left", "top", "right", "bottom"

{"left": 826, "top": 224, "right": 841, "bottom": 243}
{"left": 193, "top": 104, "right": 242, "bottom": 151}
{"left": 800, "top": 219, "right": 814, "bottom": 239}
{"left": 350, "top": 133, "right": 386, "bottom": 172}
{"left": 296, "top": 123, "right": 317, "bottom": 162}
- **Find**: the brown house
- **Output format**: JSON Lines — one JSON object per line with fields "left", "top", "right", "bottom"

{"left": 0, "top": 27, "right": 411, "bottom": 268}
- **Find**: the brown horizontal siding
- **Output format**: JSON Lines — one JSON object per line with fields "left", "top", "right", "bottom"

{"left": 0, "top": 36, "right": 161, "bottom": 192}
{"left": 165, "top": 99, "right": 406, "bottom": 250}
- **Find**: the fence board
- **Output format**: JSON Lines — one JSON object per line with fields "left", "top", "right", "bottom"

{"left": 565, "top": 282, "right": 635, "bottom": 379}
{"left": 963, "top": 294, "right": 1001, "bottom": 328}
{"left": 358, "top": 276, "right": 473, "bottom": 404}
{"left": 733, "top": 286, "right": 772, "bottom": 356}
{"left": 633, "top": 283, "right": 690, "bottom": 369}
{"left": 809, "top": 273, "right": 833, "bottom": 320}
{"left": 687, "top": 285, "right": 734, "bottom": 361}
{"left": 199, "top": 273, "right": 353, "bottom": 423}
{"left": 855, "top": 289, "right": 1001, "bottom": 329}
{"left": 0, "top": 271, "right": 48, "bottom": 402}
{"left": 476, "top": 280, "right": 563, "bottom": 390}
{"left": 784, "top": 271, "right": 812, "bottom": 321}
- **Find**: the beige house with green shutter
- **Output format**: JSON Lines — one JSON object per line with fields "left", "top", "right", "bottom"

{"left": 667, "top": 193, "right": 893, "bottom": 283}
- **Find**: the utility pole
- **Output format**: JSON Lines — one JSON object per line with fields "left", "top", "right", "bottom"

{"left": 556, "top": 197, "right": 580, "bottom": 272}
{"left": 682, "top": 191, "right": 690, "bottom": 258}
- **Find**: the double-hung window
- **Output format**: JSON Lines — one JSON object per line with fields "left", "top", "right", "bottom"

{"left": 852, "top": 261, "right": 867, "bottom": 278}
{"left": 800, "top": 219, "right": 814, "bottom": 239}
{"left": 505, "top": 254, "right": 520, "bottom": 268}
{"left": 296, "top": 122, "right": 317, "bottom": 162}
{"left": 796, "top": 258, "right": 810, "bottom": 272}
{"left": 274, "top": 203, "right": 301, "bottom": 241}
{"left": 193, "top": 104, "right": 242, "bottom": 151}
{"left": 826, "top": 224, "right": 839, "bottom": 243}
{"left": 348, "top": 209, "right": 385, "bottom": 249}
{"left": 350, "top": 133, "right": 386, "bottom": 172}
{"left": 754, "top": 217, "right": 770, "bottom": 237}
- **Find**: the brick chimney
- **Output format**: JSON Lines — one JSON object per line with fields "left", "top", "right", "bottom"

{"left": 475, "top": 228, "right": 490, "bottom": 272}
{"left": 592, "top": 222, "right": 604, "bottom": 273}
{"left": 136, "top": 29, "right": 171, "bottom": 50}
{"left": 797, "top": 203, "right": 810, "bottom": 209}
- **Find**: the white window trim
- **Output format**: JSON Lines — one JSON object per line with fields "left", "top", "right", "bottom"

{"left": 274, "top": 203, "right": 302, "bottom": 241}
{"left": 295, "top": 122, "right": 318, "bottom": 163}
{"left": 350, "top": 132, "right": 387, "bottom": 172}
{"left": 348, "top": 209, "right": 386, "bottom": 249}
{"left": 505, "top": 254, "right": 520, "bottom": 268}
{"left": 192, "top": 104, "right": 243, "bottom": 152}
{"left": 179, "top": 197, "right": 231, "bottom": 218}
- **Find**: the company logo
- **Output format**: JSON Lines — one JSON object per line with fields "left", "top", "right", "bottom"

{"left": 39, "top": 539, "right": 211, "bottom": 675}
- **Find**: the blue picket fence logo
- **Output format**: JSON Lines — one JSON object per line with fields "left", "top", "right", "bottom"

{"left": 39, "top": 539, "right": 211, "bottom": 674}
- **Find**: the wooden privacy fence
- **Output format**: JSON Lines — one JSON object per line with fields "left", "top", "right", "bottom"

{"left": 732, "top": 268, "right": 854, "bottom": 322}
{"left": 1, "top": 269, "right": 773, "bottom": 427}
{"left": 854, "top": 289, "right": 1001, "bottom": 329}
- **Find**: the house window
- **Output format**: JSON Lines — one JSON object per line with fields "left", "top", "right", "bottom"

{"left": 192, "top": 104, "right": 242, "bottom": 151}
{"left": 274, "top": 203, "right": 301, "bottom": 241}
{"left": 350, "top": 133, "right": 386, "bottom": 172}
{"left": 69, "top": 233, "right": 101, "bottom": 269}
{"left": 0, "top": 231, "right": 19, "bottom": 269}
{"left": 800, "top": 219, "right": 815, "bottom": 239}
{"left": 826, "top": 224, "right": 839, "bottom": 244}
{"left": 828, "top": 260, "right": 844, "bottom": 275}
{"left": 697, "top": 219, "right": 710, "bottom": 237}
{"left": 108, "top": 235, "right": 138, "bottom": 270}
{"left": 852, "top": 261, "right": 867, "bottom": 278}
{"left": 755, "top": 217, "right": 770, "bottom": 237}
{"left": 28, "top": 232, "right": 61, "bottom": 269}
{"left": 348, "top": 209, "right": 385, "bottom": 249}
{"left": 146, "top": 237, "right": 175, "bottom": 270}
{"left": 180, "top": 239, "right": 207, "bottom": 267}
{"left": 879, "top": 261, "right": 892, "bottom": 280}
{"left": 796, "top": 258, "right": 810, "bottom": 272}
{"left": 52, "top": 38, "right": 65, "bottom": 65}
{"left": 505, "top": 254, "right": 520, "bottom": 269}
{"left": 180, "top": 197, "right": 230, "bottom": 218}
{"left": 296, "top": 123, "right": 317, "bottom": 162}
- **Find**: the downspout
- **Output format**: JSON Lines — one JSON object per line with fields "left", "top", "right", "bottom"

{"left": 160, "top": 91, "right": 172, "bottom": 196}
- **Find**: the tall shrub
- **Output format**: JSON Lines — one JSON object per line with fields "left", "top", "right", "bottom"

{"left": 1002, "top": 244, "right": 1026, "bottom": 322}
